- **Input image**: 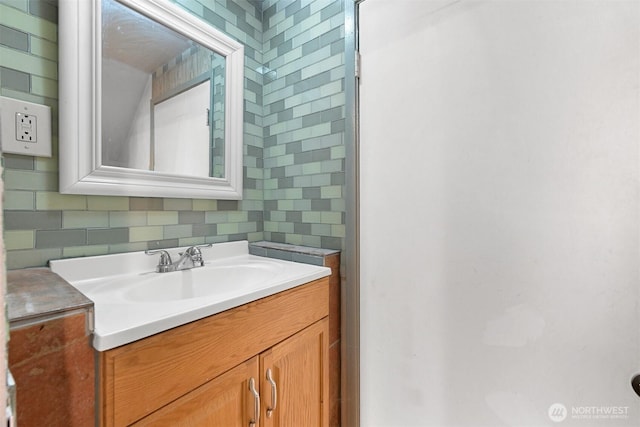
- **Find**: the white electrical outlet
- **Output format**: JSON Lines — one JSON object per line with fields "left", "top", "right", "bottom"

{"left": 16, "top": 112, "right": 38, "bottom": 142}
{"left": 0, "top": 95, "right": 52, "bottom": 157}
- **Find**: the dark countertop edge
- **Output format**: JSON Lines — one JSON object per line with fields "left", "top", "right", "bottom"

{"left": 9, "top": 307, "right": 94, "bottom": 332}
{"left": 250, "top": 241, "right": 340, "bottom": 257}
{"left": 7, "top": 267, "right": 94, "bottom": 324}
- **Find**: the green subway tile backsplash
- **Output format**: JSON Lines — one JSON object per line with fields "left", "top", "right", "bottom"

{"left": 0, "top": 0, "right": 28, "bottom": 13}
{"left": 86, "top": 228, "right": 129, "bottom": 245}
{"left": 35, "top": 192, "right": 86, "bottom": 210}
{"left": 129, "top": 226, "right": 164, "bottom": 242}
{"left": 162, "top": 198, "right": 194, "bottom": 211}
{"left": 164, "top": 224, "right": 193, "bottom": 240}
{"left": 4, "top": 230, "right": 33, "bottom": 250}
{"left": 1, "top": 0, "right": 345, "bottom": 269}
{"left": 29, "top": 35, "right": 57, "bottom": 61}
{"left": 4, "top": 211, "right": 61, "bottom": 230}
{"left": 129, "top": 197, "right": 164, "bottom": 211}
{"left": 63, "top": 211, "right": 109, "bottom": 229}
{"left": 193, "top": 224, "right": 218, "bottom": 237}
{"left": 4, "top": 190, "right": 35, "bottom": 210}
{"left": 0, "top": 24, "right": 29, "bottom": 51}
{"left": 87, "top": 196, "right": 130, "bottom": 211}
{"left": 178, "top": 211, "right": 206, "bottom": 224}
{"left": 108, "top": 211, "right": 147, "bottom": 227}
{"left": 0, "top": 3, "right": 56, "bottom": 41}
{"left": 0, "top": 45, "right": 57, "bottom": 79}
{"left": 6, "top": 248, "right": 61, "bottom": 270}
{"left": 27, "top": 0, "right": 57, "bottom": 23}
{"left": 0, "top": 71, "right": 27, "bottom": 89}
{"left": 35, "top": 229, "right": 86, "bottom": 249}
{"left": 63, "top": 245, "right": 110, "bottom": 258}
{"left": 3, "top": 154, "right": 34, "bottom": 170}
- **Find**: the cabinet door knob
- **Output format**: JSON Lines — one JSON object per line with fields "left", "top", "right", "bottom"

{"left": 249, "top": 377, "right": 260, "bottom": 426}
{"left": 266, "top": 368, "right": 278, "bottom": 417}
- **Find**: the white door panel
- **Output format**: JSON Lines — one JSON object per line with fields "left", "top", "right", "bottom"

{"left": 359, "top": 1, "right": 640, "bottom": 425}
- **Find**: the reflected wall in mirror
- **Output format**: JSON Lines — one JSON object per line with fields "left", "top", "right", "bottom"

{"left": 59, "top": 0, "right": 244, "bottom": 199}
{"left": 101, "top": 0, "right": 226, "bottom": 178}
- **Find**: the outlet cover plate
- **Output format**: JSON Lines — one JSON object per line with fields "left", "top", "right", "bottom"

{"left": 0, "top": 96, "right": 52, "bottom": 157}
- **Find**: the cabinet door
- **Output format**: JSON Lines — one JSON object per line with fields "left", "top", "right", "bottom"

{"left": 133, "top": 357, "right": 260, "bottom": 427}
{"left": 260, "top": 318, "right": 329, "bottom": 427}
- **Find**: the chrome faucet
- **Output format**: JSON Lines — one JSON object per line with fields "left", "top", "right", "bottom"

{"left": 145, "top": 244, "right": 212, "bottom": 273}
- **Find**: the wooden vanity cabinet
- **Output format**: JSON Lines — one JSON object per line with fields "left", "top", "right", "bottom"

{"left": 133, "top": 357, "right": 259, "bottom": 426}
{"left": 99, "top": 277, "right": 329, "bottom": 427}
{"left": 260, "top": 319, "right": 329, "bottom": 426}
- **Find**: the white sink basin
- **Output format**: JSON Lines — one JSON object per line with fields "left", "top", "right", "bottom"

{"left": 50, "top": 241, "right": 330, "bottom": 351}
{"left": 123, "top": 261, "right": 281, "bottom": 302}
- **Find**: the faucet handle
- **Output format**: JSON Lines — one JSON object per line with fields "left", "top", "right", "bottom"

{"left": 145, "top": 249, "right": 174, "bottom": 273}
{"left": 186, "top": 244, "right": 212, "bottom": 266}
{"left": 187, "top": 243, "right": 213, "bottom": 254}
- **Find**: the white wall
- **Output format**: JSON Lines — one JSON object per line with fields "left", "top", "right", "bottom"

{"left": 359, "top": 1, "right": 640, "bottom": 425}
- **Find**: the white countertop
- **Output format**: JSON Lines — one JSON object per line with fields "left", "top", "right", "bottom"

{"left": 50, "top": 241, "right": 330, "bottom": 350}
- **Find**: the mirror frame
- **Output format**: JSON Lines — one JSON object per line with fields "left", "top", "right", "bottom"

{"left": 59, "top": 0, "right": 244, "bottom": 199}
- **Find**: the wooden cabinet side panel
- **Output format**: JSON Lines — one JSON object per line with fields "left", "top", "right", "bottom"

{"left": 132, "top": 357, "right": 259, "bottom": 427}
{"left": 261, "top": 318, "right": 329, "bottom": 427}
{"left": 104, "top": 278, "right": 329, "bottom": 426}
{"left": 9, "top": 312, "right": 95, "bottom": 427}
{"left": 99, "top": 351, "right": 114, "bottom": 427}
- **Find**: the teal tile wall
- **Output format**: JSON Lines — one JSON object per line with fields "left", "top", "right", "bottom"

{"left": 0, "top": 0, "right": 345, "bottom": 270}
{"left": 261, "top": 0, "right": 345, "bottom": 250}
{"left": 0, "top": 0, "right": 264, "bottom": 269}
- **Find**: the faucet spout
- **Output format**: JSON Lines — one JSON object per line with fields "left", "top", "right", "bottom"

{"left": 174, "top": 244, "right": 213, "bottom": 271}
{"left": 146, "top": 244, "right": 212, "bottom": 273}
{"left": 174, "top": 250, "right": 197, "bottom": 270}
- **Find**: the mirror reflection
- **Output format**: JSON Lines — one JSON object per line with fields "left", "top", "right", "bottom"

{"left": 101, "top": 0, "right": 225, "bottom": 178}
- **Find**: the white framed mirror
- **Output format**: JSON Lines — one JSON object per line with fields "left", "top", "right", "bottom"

{"left": 59, "top": 0, "right": 244, "bottom": 199}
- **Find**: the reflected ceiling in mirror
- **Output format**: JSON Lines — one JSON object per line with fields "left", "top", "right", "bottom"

{"left": 101, "top": 0, "right": 226, "bottom": 178}
{"left": 59, "top": 0, "right": 244, "bottom": 199}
